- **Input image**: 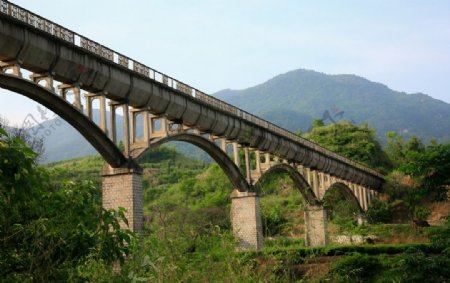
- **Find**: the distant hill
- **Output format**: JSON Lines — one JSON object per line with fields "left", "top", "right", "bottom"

{"left": 215, "top": 69, "right": 450, "bottom": 142}
{"left": 30, "top": 68, "right": 450, "bottom": 163}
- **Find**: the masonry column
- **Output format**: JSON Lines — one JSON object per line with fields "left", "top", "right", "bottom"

{"left": 101, "top": 165, "right": 144, "bottom": 234}
{"left": 230, "top": 189, "right": 263, "bottom": 250}
{"left": 304, "top": 205, "right": 328, "bottom": 246}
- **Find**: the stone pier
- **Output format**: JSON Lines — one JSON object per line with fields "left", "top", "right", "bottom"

{"left": 230, "top": 189, "right": 263, "bottom": 250}
{"left": 304, "top": 205, "right": 328, "bottom": 246}
{"left": 101, "top": 166, "right": 144, "bottom": 233}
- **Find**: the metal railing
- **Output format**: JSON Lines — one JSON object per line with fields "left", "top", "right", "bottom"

{"left": 0, "top": 0, "right": 383, "bottom": 178}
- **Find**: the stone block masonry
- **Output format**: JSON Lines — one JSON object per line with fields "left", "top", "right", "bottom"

{"left": 101, "top": 166, "right": 143, "bottom": 234}
{"left": 230, "top": 189, "right": 263, "bottom": 250}
{"left": 304, "top": 205, "right": 328, "bottom": 246}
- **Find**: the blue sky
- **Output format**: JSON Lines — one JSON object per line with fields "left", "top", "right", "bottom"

{"left": 1, "top": 0, "right": 450, "bottom": 124}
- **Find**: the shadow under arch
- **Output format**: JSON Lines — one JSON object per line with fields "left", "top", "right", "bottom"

{"left": 254, "top": 163, "right": 320, "bottom": 205}
{"left": 324, "top": 182, "right": 363, "bottom": 213}
{"left": 137, "top": 132, "right": 250, "bottom": 192}
{"left": 0, "top": 73, "right": 128, "bottom": 168}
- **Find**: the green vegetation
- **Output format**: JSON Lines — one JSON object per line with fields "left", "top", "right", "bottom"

{"left": 365, "top": 198, "right": 392, "bottom": 224}
{"left": 303, "top": 120, "right": 391, "bottom": 171}
{"left": 1, "top": 112, "right": 449, "bottom": 282}
{"left": 325, "top": 250, "right": 450, "bottom": 283}
{"left": 0, "top": 127, "right": 132, "bottom": 281}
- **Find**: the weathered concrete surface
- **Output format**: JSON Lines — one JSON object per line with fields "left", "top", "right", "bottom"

{"left": 101, "top": 166, "right": 144, "bottom": 233}
{"left": 304, "top": 205, "right": 328, "bottom": 246}
{"left": 230, "top": 189, "right": 264, "bottom": 250}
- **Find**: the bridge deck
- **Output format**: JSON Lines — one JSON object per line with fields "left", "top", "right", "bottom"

{"left": 0, "top": 0, "right": 383, "bottom": 188}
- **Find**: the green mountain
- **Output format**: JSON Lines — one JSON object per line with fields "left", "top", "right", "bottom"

{"left": 214, "top": 69, "right": 450, "bottom": 143}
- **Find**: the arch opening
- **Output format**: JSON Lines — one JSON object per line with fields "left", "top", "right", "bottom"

{"left": 253, "top": 164, "right": 323, "bottom": 243}
{"left": 255, "top": 164, "right": 319, "bottom": 205}
{"left": 322, "top": 182, "right": 363, "bottom": 235}
{"left": 136, "top": 132, "right": 250, "bottom": 192}
{"left": 0, "top": 72, "right": 127, "bottom": 168}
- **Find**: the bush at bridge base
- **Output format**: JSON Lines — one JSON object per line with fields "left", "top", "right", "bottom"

{"left": 0, "top": 127, "right": 133, "bottom": 282}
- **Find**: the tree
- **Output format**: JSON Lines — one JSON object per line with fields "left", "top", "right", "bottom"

{"left": 385, "top": 132, "right": 425, "bottom": 168}
{"left": 366, "top": 198, "right": 392, "bottom": 224}
{"left": 311, "top": 118, "right": 325, "bottom": 128}
{"left": 302, "top": 121, "right": 392, "bottom": 171}
{"left": 385, "top": 131, "right": 405, "bottom": 167}
{"left": 401, "top": 143, "right": 450, "bottom": 200}
{"left": 0, "top": 126, "right": 133, "bottom": 281}
{"left": 0, "top": 115, "right": 45, "bottom": 160}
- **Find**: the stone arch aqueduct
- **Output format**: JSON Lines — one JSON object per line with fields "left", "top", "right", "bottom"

{"left": 0, "top": 1, "right": 384, "bottom": 249}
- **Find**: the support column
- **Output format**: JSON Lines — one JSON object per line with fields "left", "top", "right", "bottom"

{"left": 357, "top": 213, "right": 366, "bottom": 225}
{"left": 122, "top": 104, "right": 130, "bottom": 157}
{"left": 219, "top": 138, "right": 227, "bottom": 152}
{"left": 255, "top": 150, "right": 261, "bottom": 173}
{"left": 356, "top": 185, "right": 364, "bottom": 211}
{"left": 244, "top": 147, "right": 251, "bottom": 183}
{"left": 230, "top": 189, "right": 263, "bottom": 250}
{"left": 99, "top": 96, "right": 107, "bottom": 132}
{"left": 311, "top": 170, "right": 319, "bottom": 198}
{"left": 318, "top": 172, "right": 328, "bottom": 199}
{"left": 305, "top": 167, "right": 311, "bottom": 184}
{"left": 304, "top": 205, "right": 328, "bottom": 246}
{"left": 101, "top": 166, "right": 143, "bottom": 233}
{"left": 362, "top": 187, "right": 368, "bottom": 211}
{"left": 233, "top": 143, "right": 240, "bottom": 168}
{"left": 367, "top": 189, "right": 373, "bottom": 207}
{"left": 109, "top": 104, "right": 117, "bottom": 143}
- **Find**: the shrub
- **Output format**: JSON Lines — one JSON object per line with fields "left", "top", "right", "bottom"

{"left": 366, "top": 198, "right": 392, "bottom": 224}
{"left": 327, "top": 253, "right": 381, "bottom": 282}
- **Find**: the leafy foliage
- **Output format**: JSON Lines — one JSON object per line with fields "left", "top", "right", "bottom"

{"left": 366, "top": 198, "right": 392, "bottom": 224}
{"left": 325, "top": 250, "right": 450, "bottom": 283}
{"left": 385, "top": 132, "right": 426, "bottom": 168}
{"left": 327, "top": 252, "right": 381, "bottom": 283}
{"left": 399, "top": 142, "right": 450, "bottom": 202}
{"left": 303, "top": 121, "right": 392, "bottom": 171}
{"left": 0, "top": 127, "right": 133, "bottom": 281}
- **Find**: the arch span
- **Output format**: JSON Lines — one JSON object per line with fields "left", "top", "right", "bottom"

{"left": 325, "top": 182, "right": 363, "bottom": 213}
{"left": 0, "top": 73, "right": 128, "bottom": 167}
{"left": 254, "top": 163, "right": 320, "bottom": 205}
{"left": 138, "top": 132, "right": 250, "bottom": 192}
